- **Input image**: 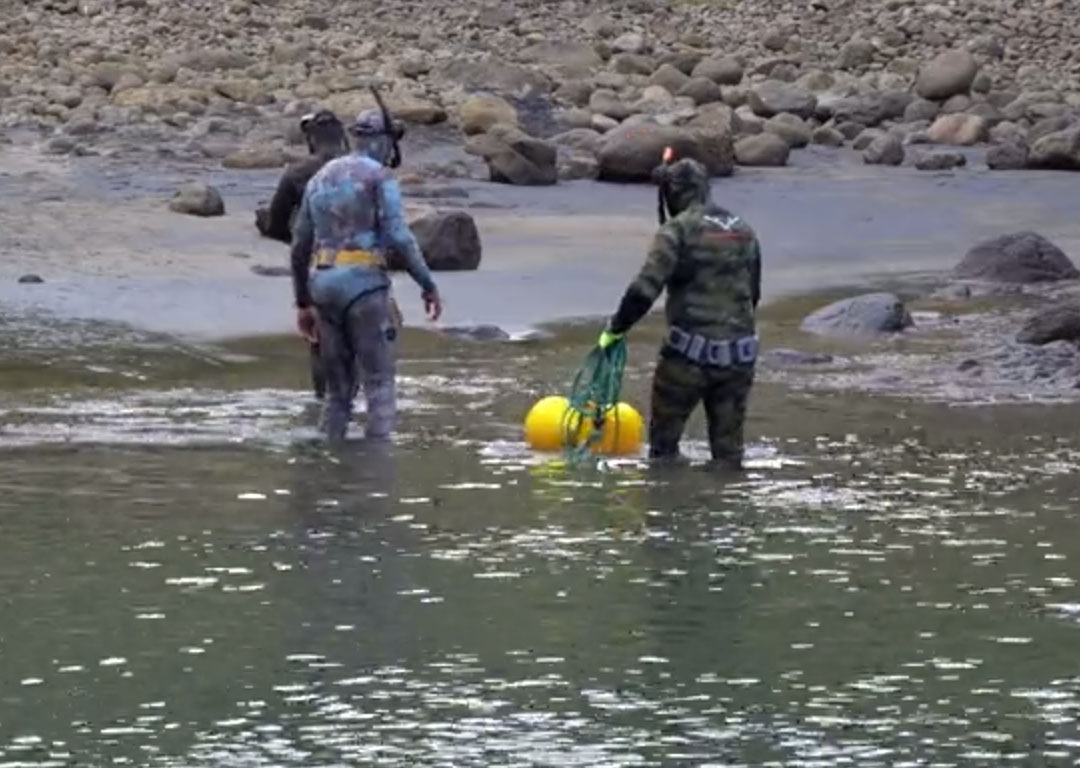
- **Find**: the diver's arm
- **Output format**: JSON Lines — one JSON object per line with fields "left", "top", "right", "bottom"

{"left": 608, "top": 225, "right": 680, "bottom": 336}
{"left": 376, "top": 176, "right": 438, "bottom": 296}
{"left": 262, "top": 169, "right": 301, "bottom": 244}
{"left": 290, "top": 195, "right": 316, "bottom": 308}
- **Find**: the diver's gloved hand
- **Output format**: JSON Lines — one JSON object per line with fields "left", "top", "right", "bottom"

{"left": 597, "top": 329, "right": 623, "bottom": 350}
{"left": 296, "top": 305, "right": 319, "bottom": 344}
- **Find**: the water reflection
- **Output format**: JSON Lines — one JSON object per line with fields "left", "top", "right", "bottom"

{"left": 2, "top": 336, "right": 1080, "bottom": 764}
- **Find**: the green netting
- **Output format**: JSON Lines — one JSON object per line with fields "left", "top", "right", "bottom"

{"left": 560, "top": 339, "right": 628, "bottom": 464}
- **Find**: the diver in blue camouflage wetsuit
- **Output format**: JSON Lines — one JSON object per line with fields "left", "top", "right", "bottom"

{"left": 291, "top": 109, "right": 443, "bottom": 442}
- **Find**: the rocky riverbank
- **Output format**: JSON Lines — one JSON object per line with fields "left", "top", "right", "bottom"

{"left": 4, "top": 0, "right": 1080, "bottom": 180}
{"left": 762, "top": 231, "right": 1080, "bottom": 404}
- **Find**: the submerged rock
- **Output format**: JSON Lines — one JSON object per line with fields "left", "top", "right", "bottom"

{"left": 953, "top": 232, "right": 1079, "bottom": 283}
{"left": 1017, "top": 303, "right": 1080, "bottom": 345}
{"left": 168, "top": 183, "right": 224, "bottom": 217}
{"left": 440, "top": 324, "right": 511, "bottom": 341}
{"left": 912, "top": 150, "right": 967, "bottom": 170}
{"left": 800, "top": 293, "right": 913, "bottom": 337}
{"left": 762, "top": 348, "right": 836, "bottom": 366}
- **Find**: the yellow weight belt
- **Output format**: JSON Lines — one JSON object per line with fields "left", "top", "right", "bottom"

{"left": 314, "top": 249, "right": 385, "bottom": 269}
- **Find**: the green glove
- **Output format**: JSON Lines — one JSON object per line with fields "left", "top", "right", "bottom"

{"left": 598, "top": 329, "right": 623, "bottom": 350}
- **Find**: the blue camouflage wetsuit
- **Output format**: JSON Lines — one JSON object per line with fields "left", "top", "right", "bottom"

{"left": 291, "top": 152, "right": 437, "bottom": 441}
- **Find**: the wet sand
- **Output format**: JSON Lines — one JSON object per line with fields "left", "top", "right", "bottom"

{"left": 2, "top": 143, "right": 1080, "bottom": 341}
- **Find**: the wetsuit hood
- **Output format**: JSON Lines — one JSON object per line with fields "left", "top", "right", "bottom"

{"left": 349, "top": 107, "right": 405, "bottom": 168}
{"left": 301, "top": 109, "right": 347, "bottom": 156}
{"left": 652, "top": 158, "right": 711, "bottom": 221}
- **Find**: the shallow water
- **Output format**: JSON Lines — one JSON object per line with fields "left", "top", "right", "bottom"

{"left": 2, "top": 320, "right": 1080, "bottom": 766}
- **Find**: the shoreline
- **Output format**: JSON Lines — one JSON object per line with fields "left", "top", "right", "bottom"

{"left": 3, "top": 146, "right": 1080, "bottom": 343}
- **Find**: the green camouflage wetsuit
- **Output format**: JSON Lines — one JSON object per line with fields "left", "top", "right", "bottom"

{"left": 606, "top": 158, "right": 762, "bottom": 468}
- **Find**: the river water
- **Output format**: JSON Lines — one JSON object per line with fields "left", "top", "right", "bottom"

{"left": 2, "top": 312, "right": 1080, "bottom": 767}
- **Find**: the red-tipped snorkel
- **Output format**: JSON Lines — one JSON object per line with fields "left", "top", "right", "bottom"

{"left": 658, "top": 146, "right": 676, "bottom": 224}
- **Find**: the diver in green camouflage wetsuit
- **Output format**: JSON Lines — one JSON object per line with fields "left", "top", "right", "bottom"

{"left": 598, "top": 156, "right": 762, "bottom": 469}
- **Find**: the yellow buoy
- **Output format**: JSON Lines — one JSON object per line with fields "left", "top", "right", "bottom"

{"left": 591, "top": 402, "right": 645, "bottom": 456}
{"left": 524, "top": 396, "right": 578, "bottom": 452}
{"left": 524, "top": 396, "right": 644, "bottom": 456}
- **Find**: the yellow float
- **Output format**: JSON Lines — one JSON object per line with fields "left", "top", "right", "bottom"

{"left": 524, "top": 396, "right": 644, "bottom": 456}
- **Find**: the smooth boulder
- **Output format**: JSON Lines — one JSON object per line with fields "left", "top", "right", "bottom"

{"left": 953, "top": 232, "right": 1079, "bottom": 283}
{"left": 168, "top": 183, "right": 224, "bottom": 217}
{"left": 811, "top": 125, "right": 845, "bottom": 147}
{"left": 912, "top": 150, "right": 967, "bottom": 170}
{"left": 986, "top": 142, "right": 1029, "bottom": 171}
{"left": 734, "top": 133, "right": 790, "bottom": 166}
{"left": 460, "top": 94, "right": 518, "bottom": 135}
{"left": 1027, "top": 127, "right": 1080, "bottom": 171}
{"left": 748, "top": 80, "right": 817, "bottom": 120}
{"left": 863, "top": 133, "right": 904, "bottom": 166}
{"left": 1017, "top": 303, "right": 1080, "bottom": 345}
{"left": 764, "top": 113, "right": 810, "bottom": 148}
{"left": 597, "top": 123, "right": 733, "bottom": 181}
{"left": 222, "top": 147, "right": 288, "bottom": 170}
{"left": 691, "top": 56, "right": 743, "bottom": 85}
{"left": 801, "top": 293, "right": 913, "bottom": 337}
{"left": 678, "top": 77, "right": 724, "bottom": 106}
{"left": 465, "top": 124, "right": 557, "bottom": 186}
{"left": 915, "top": 50, "right": 979, "bottom": 101}
{"left": 649, "top": 64, "right": 691, "bottom": 94}
{"left": 389, "top": 211, "right": 482, "bottom": 271}
{"left": 927, "top": 114, "right": 989, "bottom": 146}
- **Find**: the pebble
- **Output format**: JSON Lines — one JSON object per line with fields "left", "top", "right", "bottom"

{"left": 0, "top": 0, "right": 1077, "bottom": 177}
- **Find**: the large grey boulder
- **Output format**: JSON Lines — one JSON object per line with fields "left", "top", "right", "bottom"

{"left": 597, "top": 122, "right": 734, "bottom": 181}
{"left": 691, "top": 56, "right": 744, "bottom": 85}
{"left": 465, "top": 124, "right": 557, "bottom": 186}
{"left": 410, "top": 211, "right": 482, "bottom": 271}
{"left": 801, "top": 293, "right": 913, "bottom": 337}
{"left": 863, "top": 133, "right": 904, "bottom": 165}
{"left": 1027, "top": 127, "right": 1080, "bottom": 171}
{"left": 986, "top": 142, "right": 1028, "bottom": 170}
{"left": 734, "top": 133, "right": 790, "bottom": 166}
{"left": 169, "top": 183, "right": 224, "bottom": 216}
{"left": 1017, "top": 303, "right": 1080, "bottom": 345}
{"left": 915, "top": 50, "right": 978, "bottom": 101}
{"left": 748, "top": 80, "right": 817, "bottom": 119}
{"left": 953, "top": 232, "right": 1079, "bottom": 283}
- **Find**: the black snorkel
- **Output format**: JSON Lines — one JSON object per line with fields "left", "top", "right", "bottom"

{"left": 369, "top": 85, "right": 404, "bottom": 169}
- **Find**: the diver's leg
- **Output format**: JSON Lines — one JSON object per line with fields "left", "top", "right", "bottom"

{"left": 317, "top": 311, "right": 357, "bottom": 443}
{"left": 702, "top": 366, "right": 755, "bottom": 470}
{"left": 347, "top": 290, "right": 397, "bottom": 440}
{"left": 648, "top": 355, "right": 703, "bottom": 460}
